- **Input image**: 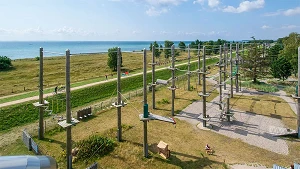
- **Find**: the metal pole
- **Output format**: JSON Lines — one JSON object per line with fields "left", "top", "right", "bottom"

{"left": 152, "top": 45, "right": 156, "bottom": 109}
{"left": 171, "top": 45, "right": 175, "bottom": 116}
{"left": 226, "top": 97, "right": 230, "bottom": 121}
{"left": 38, "top": 47, "right": 44, "bottom": 140}
{"left": 143, "top": 49, "right": 148, "bottom": 157}
{"left": 230, "top": 44, "right": 233, "bottom": 98}
{"left": 219, "top": 45, "right": 223, "bottom": 105}
{"left": 297, "top": 47, "right": 300, "bottom": 138}
{"left": 117, "top": 47, "right": 122, "bottom": 142}
{"left": 236, "top": 42, "right": 239, "bottom": 92}
{"left": 223, "top": 43, "right": 226, "bottom": 90}
{"left": 187, "top": 44, "right": 191, "bottom": 91}
{"left": 66, "top": 49, "right": 72, "bottom": 169}
{"left": 197, "top": 44, "right": 201, "bottom": 85}
{"left": 202, "top": 46, "right": 207, "bottom": 127}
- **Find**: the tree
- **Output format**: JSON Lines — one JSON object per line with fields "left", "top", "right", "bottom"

{"left": 107, "top": 47, "right": 122, "bottom": 71}
{"left": 280, "top": 32, "right": 300, "bottom": 75}
{"left": 164, "top": 40, "right": 174, "bottom": 59}
{"left": 270, "top": 56, "right": 292, "bottom": 81}
{"left": 266, "top": 43, "right": 283, "bottom": 62}
{"left": 0, "top": 56, "right": 12, "bottom": 70}
{"left": 152, "top": 41, "right": 161, "bottom": 58}
{"left": 178, "top": 41, "right": 186, "bottom": 51}
{"left": 149, "top": 43, "right": 153, "bottom": 51}
{"left": 242, "top": 37, "right": 266, "bottom": 83}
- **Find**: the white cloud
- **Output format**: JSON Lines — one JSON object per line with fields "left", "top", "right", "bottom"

{"left": 208, "top": 0, "right": 219, "bottom": 8}
{"left": 281, "top": 25, "right": 299, "bottom": 29}
{"left": 146, "top": 6, "right": 169, "bottom": 16}
{"left": 193, "top": 0, "right": 220, "bottom": 8}
{"left": 263, "top": 10, "right": 282, "bottom": 17}
{"left": 261, "top": 25, "right": 270, "bottom": 29}
{"left": 145, "top": 0, "right": 187, "bottom": 6}
{"left": 193, "top": 0, "right": 205, "bottom": 5}
{"left": 223, "top": 0, "right": 264, "bottom": 13}
{"left": 283, "top": 7, "right": 300, "bottom": 16}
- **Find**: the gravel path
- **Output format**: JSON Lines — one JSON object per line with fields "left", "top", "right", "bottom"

{"left": 177, "top": 77, "right": 294, "bottom": 155}
{"left": 230, "top": 164, "right": 272, "bottom": 169}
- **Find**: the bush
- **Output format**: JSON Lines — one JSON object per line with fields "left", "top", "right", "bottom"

{"left": 0, "top": 56, "right": 12, "bottom": 70}
{"left": 75, "top": 135, "right": 114, "bottom": 162}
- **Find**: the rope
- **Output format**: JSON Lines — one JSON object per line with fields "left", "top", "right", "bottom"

{"left": 118, "top": 91, "right": 142, "bottom": 114}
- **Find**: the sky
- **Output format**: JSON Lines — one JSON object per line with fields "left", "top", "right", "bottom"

{"left": 0, "top": 0, "right": 299, "bottom": 41}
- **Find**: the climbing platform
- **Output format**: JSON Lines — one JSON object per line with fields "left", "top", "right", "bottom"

{"left": 139, "top": 113, "right": 176, "bottom": 124}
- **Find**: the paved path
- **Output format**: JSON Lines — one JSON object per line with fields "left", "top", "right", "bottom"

{"left": 176, "top": 76, "right": 297, "bottom": 155}
{"left": 0, "top": 58, "right": 209, "bottom": 108}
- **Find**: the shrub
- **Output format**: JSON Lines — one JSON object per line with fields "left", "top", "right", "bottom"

{"left": 75, "top": 135, "right": 114, "bottom": 162}
{"left": 0, "top": 56, "right": 12, "bottom": 70}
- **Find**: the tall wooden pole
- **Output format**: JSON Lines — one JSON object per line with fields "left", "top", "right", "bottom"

{"left": 38, "top": 47, "right": 44, "bottom": 140}
{"left": 117, "top": 48, "right": 122, "bottom": 142}
{"left": 230, "top": 44, "right": 233, "bottom": 98}
{"left": 219, "top": 45, "right": 223, "bottom": 105}
{"left": 171, "top": 45, "right": 175, "bottom": 116}
{"left": 197, "top": 44, "right": 201, "bottom": 85}
{"left": 235, "top": 43, "right": 239, "bottom": 92}
{"left": 187, "top": 44, "right": 191, "bottom": 91}
{"left": 66, "top": 49, "right": 72, "bottom": 169}
{"left": 223, "top": 43, "right": 227, "bottom": 90}
{"left": 297, "top": 47, "right": 300, "bottom": 138}
{"left": 152, "top": 45, "right": 156, "bottom": 109}
{"left": 202, "top": 46, "right": 207, "bottom": 127}
{"left": 143, "top": 49, "right": 148, "bottom": 157}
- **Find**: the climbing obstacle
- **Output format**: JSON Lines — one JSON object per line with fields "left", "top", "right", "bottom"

{"left": 77, "top": 107, "right": 92, "bottom": 120}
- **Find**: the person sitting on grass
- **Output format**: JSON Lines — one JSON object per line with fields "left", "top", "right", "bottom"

{"left": 205, "top": 144, "right": 213, "bottom": 154}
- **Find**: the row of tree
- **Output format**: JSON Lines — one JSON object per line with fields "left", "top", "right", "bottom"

{"left": 242, "top": 32, "right": 300, "bottom": 82}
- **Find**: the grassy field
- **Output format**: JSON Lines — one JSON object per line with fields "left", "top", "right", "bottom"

{"left": 0, "top": 73, "right": 299, "bottom": 168}
{"left": 0, "top": 50, "right": 201, "bottom": 97}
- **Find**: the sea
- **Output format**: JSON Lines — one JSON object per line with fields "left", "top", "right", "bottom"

{"left": 0, "top": 41, "right": 193, "bottom": 60}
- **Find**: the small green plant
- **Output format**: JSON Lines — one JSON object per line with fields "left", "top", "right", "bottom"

{"left": 35, "top": 56, "right": 40, "bottom": 61}
{"left": 75, "top": 135, "right": 115, "bottom": 163}
{"left": 161, "top": 98, "right": 170, "bottom": 104}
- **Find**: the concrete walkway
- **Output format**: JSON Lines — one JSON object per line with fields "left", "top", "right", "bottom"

{"left": 176, "top": 76, "right": 297, "bottom": 155}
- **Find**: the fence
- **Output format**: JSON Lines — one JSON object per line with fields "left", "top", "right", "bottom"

{"left": 22, "top": 130, "right": 48, "bottom": 155}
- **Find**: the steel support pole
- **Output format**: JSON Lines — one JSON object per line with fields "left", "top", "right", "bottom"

{"left": 171, "top": 45, "right": 175, "bottom": 116}
{"left": 152, "top": 46, "right": 156, "bottom": 109}
{"left": 65, "top": 49, "right": 72, "bottom": 169}
{"left": 38, "top": 47, "right": 44, "bottom": 140}
{"left": 117, "top": 48, "right": 122, "bottom": 142}
{"left": 143, "top": 49, "right": 148, "bottom": 157}
{"left": 202, "top": 46, "right": 207, "bottom": 127}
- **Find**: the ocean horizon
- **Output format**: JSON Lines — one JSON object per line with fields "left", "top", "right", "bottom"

{"left": 0, "top": 41, "right": 194, "bottom": 60}
{"left": 0, "top": 40, "right": 250, "bottom": 60}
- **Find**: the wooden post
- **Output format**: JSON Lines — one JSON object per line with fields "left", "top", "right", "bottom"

{"left": 202, "top": 46, "right": 207, "bottom": 127}
{"left": 171, "top": 45, "right": 175, "bottom": 116}
{"left": 297, "top": 47, "right": 300, "bottom": 138}
{"left": 223, "top": 43, "right": 226, "bottom": 90}
{"left": 219, "top": 45, "right": 223, "bottom": 105}
{"left": 143, "top": 49, "right": 149, "bottom": 157}
{"left": 235, "top": 43, "right": 239, "bottom": 92}
{"left": 65, "top": 49, "right": 72, "bottom": 169}
{"left": 230, "top": 44, "right": 233, "bottom": 98}
{"left": 152, "top": 45, "right": 156, "bottom": 109}
{"left": 187, "top": 44, "right": 191, "bottom": 91}
{"left": 197, "top": 44, "right": 201, "bottom": 85}
{"left": 117, "top": 48, "right": 122, "bottom": 142}
{"left": 38, "top": 47, "right": 44, "bottom": 140}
